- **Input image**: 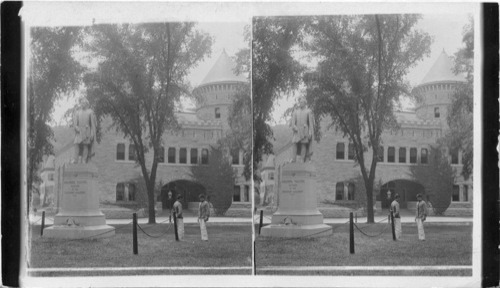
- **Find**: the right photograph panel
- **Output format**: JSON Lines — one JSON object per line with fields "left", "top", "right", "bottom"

{"left": 253, "top": 13, "right": 474, "bottom": 276}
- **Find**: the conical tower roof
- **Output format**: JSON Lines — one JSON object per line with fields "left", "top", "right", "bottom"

{"left": 200, "top": 49, "right": 246, "bottom": 86}
{"left": 419, "top": 50, "right": 465, "bottom": 85}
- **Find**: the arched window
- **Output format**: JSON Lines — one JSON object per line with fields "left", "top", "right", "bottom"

{"left": 421, "top": 148, "right": 428, "bottom": 164}
{"left": 336, "top": 143, "right": 345, "bottom": 160}
{"left": 128, "top": 183, "right": 136, "bottom": 201}
{"left": 190, "top": 148, "right": 198, "bottom": 164}
{"left": 388, "top": 147, "right": 395, "bottom": 163}
{"left": 410, "top": 148, "right": 417, "bottom": 163}
{"left": 116, "top": 144, "right": 125, "bottom": 160}
{"left": 129, "top": 144, "right": 136, "bottom": 161}
{"left": 215, "top": 107, "right": 220, "bottom": 119}
{"left": 116, "top": 183, "right": 124, "bottom": 201}
{"left": 336, "top": 182, "right": 344, "bottom": 200}
{"left": 201, "top": 149, "right": 209, "bottom": 164}
{"left": 398, "top": 147, "right": 406, "bottom": 163}
{"left": 347, "top": 183, "right": 355, "bottom": 200}
{"left": 168, "top": 147, "right": 176, "bottom": 163}
{"left": 179, "top": 148, "right": 187, "bottom": 164}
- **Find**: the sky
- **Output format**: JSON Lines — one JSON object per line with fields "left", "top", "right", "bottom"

{"left": 270, "top": 13, "right": 472, "bottom": 125}
{"left": 21, "top": 2, "right": 475, "bottom": 126}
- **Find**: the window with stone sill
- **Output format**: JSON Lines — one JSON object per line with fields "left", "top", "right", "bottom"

{"left": 336, "top": 182, "right": 344, "bottom": 200}
{"left": 452, "top": 185, "right": 460, "bottom": 202}
{"left": 201, "top": 148, "right": 209, "bottom": 164}
{"left": 387, "top": 147, "right": 395, "bottom": 163}
{"left": 410, "top": 148, "right": 417, "bottom": 163}
{"left": 399, "top": 147, "right": 406, "bottom": 163}
{"left": 421, "top": 148, "right": 428, "bottom": 164}
{"left": 129, "top": 144, "right": 136, "bottom": 161}
{"left": 116, "top": 183, "right": 125, "bottom": 201}
{"left": 158, "top": 146, "right": 165, "bottom": 163}
{"left": 190, "top": 148, "right": 198, "bottom": 164}
{"left": 233, "top": 185, "right": 241, "bottom": 202}
{"left": 269, "top": 172, "right": 274, "bottom": 180}
{"left": 450, "top": 148, "right": 459, "bottom": 165}
{"left": 168, "top": 147, "right": 176, "bottom": 163}
{"left": 116, "top": 143, "right": 125, "bottom": 160}
{"left": 348, "top": 143, "right": 355, "bottom": 160}
{"left": 336, "top": 143, "right": 345, "bottom": 160}
{"left": 215, "top": 107, "right": 220, "bottom": 119}
{"left": 179, "top": 148, "right": 187, "bottom": 164}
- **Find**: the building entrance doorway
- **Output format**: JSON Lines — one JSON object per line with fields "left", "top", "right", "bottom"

{"left": 160, "top": 180, "right": 206, "bottom": 210}
{"left": 379, "top": 180, "right": 425, "bottom": 210}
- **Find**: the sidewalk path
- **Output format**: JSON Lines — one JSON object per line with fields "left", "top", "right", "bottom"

{"left": 255, "top": 214, "right": 472, "bottom": 224}
{"left": 29, "top": 214, "right": 251, "bottom": 226}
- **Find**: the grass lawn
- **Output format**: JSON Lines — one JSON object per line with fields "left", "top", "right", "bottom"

{"left": 256, "top": 223, "right": 472, "bottom": 276}
{"left": 29, "top": 223, "right": 252, "bottom": 276}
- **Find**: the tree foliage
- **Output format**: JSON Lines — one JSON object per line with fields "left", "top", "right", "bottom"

{"left": 304, "top": 15, "right": 431, "bottom": 222}
{"left": 224, "top": 25, "right": 252, "bottom": 180}
{"left": 252, "top": 17, "right": 305, "bottom": 181}
{"left": 190, "top": 145, "right": 237, "bottom": 216}
{"left": 84, "top": 23, "right": 212, "bottom": 223}
{"left": 410, "top": 145, "right": 455, "bottom": 215}
{"left": 444, "top": 18, "right": 474, "bottom": 179}
{"left": 28, "top": 27, "right": 83, "bottom": 202}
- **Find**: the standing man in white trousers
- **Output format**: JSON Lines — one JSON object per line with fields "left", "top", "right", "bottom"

{"left": 198, "top": 194, "right": 210, "bottom": 241}
{"left": 173, "top": 195, "right": 184, "bottom": 240}
{"left": 391, "top": 193, "right": 402, "bottom": 240}
{"left": 415, "top": 194, "right": 428, "bottom": 241}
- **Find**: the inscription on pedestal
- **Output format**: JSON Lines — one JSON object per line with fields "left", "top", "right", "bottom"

{"left": 282, "top": 179, "right": 305, "bottom": 195}
{"left": 63, "top": 180, "right": 87, "bottom": 195}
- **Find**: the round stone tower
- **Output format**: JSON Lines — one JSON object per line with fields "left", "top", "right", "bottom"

{"left": 413, "top": 50, "right": 466, "bottom": 127}
{"left": 192, "top": 49, "right": 246, "bottom": 129}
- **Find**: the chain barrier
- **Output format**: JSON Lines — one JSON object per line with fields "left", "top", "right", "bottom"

{"left": 136, "top": 222, "right": 172, "bottom": 238}
{"left": 353, "top": 222, "right": 390, "bottom": 238}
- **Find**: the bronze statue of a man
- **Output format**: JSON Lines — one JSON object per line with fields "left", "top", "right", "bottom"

{"left": 290, "top": 96, "right": 314, "bottom": 163}
{"left": 72, "top": 101, "right": 97, "bottom": 164}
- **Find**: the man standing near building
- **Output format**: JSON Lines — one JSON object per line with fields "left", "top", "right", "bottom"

{"left": 198, "top": 194, "right": 210, "bottom": 241}
{"left": 173, "top": 195, "right": 184, "bottom": 240}
{"left": 391, "top": 193, "right": 402, "bottom": 240}
{"left": 415, "top": 194, "right": 428, "bottom": 241}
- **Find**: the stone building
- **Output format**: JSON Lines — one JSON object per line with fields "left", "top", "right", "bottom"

{"left": 53, "top": 50, "right": 251, "bottom": 212}
{"left": 270, "top": 51, "right": 473, "bottom": 216}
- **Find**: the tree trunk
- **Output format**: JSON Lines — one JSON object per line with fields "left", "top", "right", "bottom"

{"left": 147, "top": 181, "right": 156, "bottom": 224}
{"left": 365, "top": 177, "right": 375, "bottom": 223}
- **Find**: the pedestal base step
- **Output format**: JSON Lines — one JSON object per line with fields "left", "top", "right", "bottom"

{"left": 260, "top": 223, "right": 332, "bottom": 238}
{"left": 43, "top": 225, "right": 115, "bottom": 239}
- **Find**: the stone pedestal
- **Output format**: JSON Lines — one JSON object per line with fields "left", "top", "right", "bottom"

{"left": 44, "top": 163, "right": 114, "bottom": 239}
{"left": 261, "top": 162, "right": 332, "bottom": 238}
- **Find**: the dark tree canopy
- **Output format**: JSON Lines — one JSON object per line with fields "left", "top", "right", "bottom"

{"left": 304, "top": 15, "right": 431, "bottom": 222}
{"left": 28, "top": 27, "right": 83, "bottom": 202}
{"left": 190, "top": 145, "right": 237, "bottom": 216}
{"left": 410, "top": 145, "right": 455, "bottom": 215}
{"left": 84, "top": 23, "right": 212, "bottom": 223}
{"left": 252, "top": 17, "right": 305, "bottom": 181}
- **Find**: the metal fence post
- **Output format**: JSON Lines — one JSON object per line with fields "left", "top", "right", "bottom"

{"left": 40, "top": 211, "right": 45, "bottom": 237}
{"left": 349, "top": 212, "right": 354, "bottom": 254}
{"left": 133, "top": 212, "right": 138, "bottom": 255}
{"left": 259, "top": 210, "right": 264, "bottom": 235}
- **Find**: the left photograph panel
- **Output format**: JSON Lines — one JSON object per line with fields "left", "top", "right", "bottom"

{"left": 23, "top": 2, "right": 252, "bottom": 278}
